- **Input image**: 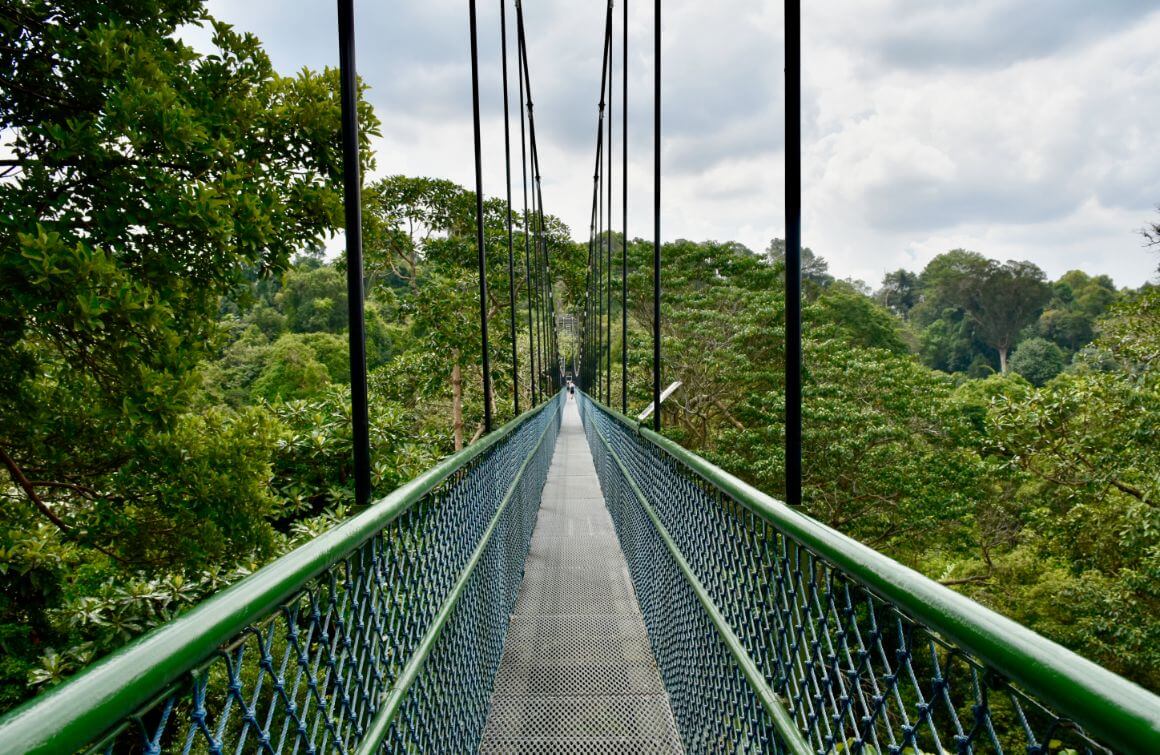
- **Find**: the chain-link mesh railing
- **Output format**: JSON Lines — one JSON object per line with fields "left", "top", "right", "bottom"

{"left": 0, "top": 394, "right": 561, "bottom": 755}
{"left": 579, "top": 392, "right": 1159, "bottom": 755}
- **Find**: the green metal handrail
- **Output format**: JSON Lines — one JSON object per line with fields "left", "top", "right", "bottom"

{"left": 580, "top": 391, "right": 1160, "bottom": 754}
{"left": 0, "top": 394, "right": 562, "bottom": 754}
{"left": 584, "top": 402, "right": 813, "bottom": 755}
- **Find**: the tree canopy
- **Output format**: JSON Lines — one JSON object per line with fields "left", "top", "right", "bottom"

{"left": 915, "top": 251, "right": 1052, "bottom": 372}
{"left": 1, "top": 0, "right": 1157, "bottom": 718}
{"left": 0, "top": 0, "right": 378, "bottom": 706}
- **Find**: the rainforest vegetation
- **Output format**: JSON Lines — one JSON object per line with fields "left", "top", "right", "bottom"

{"left": 1, "top": 1, "right": 1157, "bottom": 714}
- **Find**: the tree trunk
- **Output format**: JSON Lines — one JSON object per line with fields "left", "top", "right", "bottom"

{"left": 451, "top": 350, "right": 464, "bottom": 451}
{"left": 998, "top": 346, "right": 1009, "bottom": 373}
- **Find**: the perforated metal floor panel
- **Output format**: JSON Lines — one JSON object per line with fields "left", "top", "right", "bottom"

{"left": 480, "top": 397, "right": 683, "bottom": 754}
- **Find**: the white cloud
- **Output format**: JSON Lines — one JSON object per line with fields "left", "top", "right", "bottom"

{"left": 194, "top": 0, "right": 1159, "bottom": 286}
{"left": 805, "top": 3, "right": 1160, "bottom": 285}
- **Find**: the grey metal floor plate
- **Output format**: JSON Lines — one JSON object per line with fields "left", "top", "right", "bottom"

{"left": 480, "top": 397, "right": 683, "bottom": 754}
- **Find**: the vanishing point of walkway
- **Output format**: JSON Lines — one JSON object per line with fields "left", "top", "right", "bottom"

{"left": 480, "top": 396, "right": 683, "bottom": 753}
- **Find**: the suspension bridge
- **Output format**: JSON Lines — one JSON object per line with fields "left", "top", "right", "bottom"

{"left": 1, "top": 1, "right": 1158, "bottom": 753}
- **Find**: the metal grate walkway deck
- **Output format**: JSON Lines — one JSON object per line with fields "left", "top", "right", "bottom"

{"left": 480, "top": 396, "right": 683, "bottom": 754}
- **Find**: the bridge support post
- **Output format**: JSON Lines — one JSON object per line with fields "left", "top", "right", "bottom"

{"left": 469, "top": 0, "right": 494, "bottom": 432}
{"left": 784, "top": 0, "right": 802, "bottom": 506}
{"left": 652, "top": 0, "right": 661, "bottom": 432}
{"left": 337, "top": 0, "right": 372, "bottom": 507}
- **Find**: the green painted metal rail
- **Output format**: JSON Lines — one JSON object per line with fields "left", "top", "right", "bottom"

{"left": 0, "top": 394, "right": 562, "bottom": 754}
{"left": 2, "top": 386, "right": 1158, "bottom": 754}
{"left": 579, "top": 391, "right": 1160, "bottom": 755}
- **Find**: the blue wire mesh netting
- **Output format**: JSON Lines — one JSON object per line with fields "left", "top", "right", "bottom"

{"left": 95, "top": 396, "right": 560, "bottom": 754}
{"left": 580, "top": 394, "right": 1106, "bottom": 755}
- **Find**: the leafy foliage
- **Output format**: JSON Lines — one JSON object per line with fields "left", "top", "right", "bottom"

{"left": 598, "top": 234, "right": 1158, "bottom": 695}
{"left": 2, "top": 0, "right": 1157, "bottom": 722}
{"left": 960, "top": 290, "right": 1160, "bottom": 685}
{"left": 1009, "top": 337, "right": 1066, "bottom": 386}
{"left": 919, "top": 251, "right": 1052, "bottom": 371}
{"left": 0, "top": 0, "right": 382, "bottom": 709}
{"left": 0, "top": 0, "right": 376, "bottom": 564}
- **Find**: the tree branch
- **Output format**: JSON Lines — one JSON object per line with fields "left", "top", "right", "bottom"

{"left": 711, "top": 399, "right": 746, "bottom": 431}
{"left": 0, "top": 444, "right": 130, "bottom": 564}
{"left": 1108, "top": 477, "right": 1149, "bottom": 504}
{"left": 28, "top": 479, "right": 99, "bottom": 499}
{"left": 0, "top": 444, "right": 71, "bottom": 533}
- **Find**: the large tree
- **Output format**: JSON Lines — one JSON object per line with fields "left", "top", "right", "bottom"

{"left": 920, "top": 251, "right": 1051, "bottom": 372}
{"left": 363, "top": 176, "right": 473, "bottom": 290}
{"left": 0, "top": 1, "right": 378, "bottom": 701}
{"left": 876, "top": 268, "right": 923, "bottom": 319}
{"left": 360, "top": 174, "right": 577, "bottom": 446}
{"left": 765, "top": 238, "right": 834, "bottom": 290}
{"left": 1, "top": 0, "right": 376, "bottom": 559}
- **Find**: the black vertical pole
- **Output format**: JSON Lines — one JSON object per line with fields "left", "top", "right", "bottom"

{"left": 517, "top": 31, "right": 536, "bottom": 406}
{"left": 500, "top": 0, "right": 519, "bottom": 415}
{"left": 523, "top": 6, "right": 539, "bottom": 402}
{"left": 583, "top": 288, "right": 589, "bottom": 389}
{"left": 596, "top": 134, "right": 604, "bottom": 401}
{"left": 587, "top": 200, "right": 596, "bottom": 391}
{"left": 542, "top": 178, "right": 554, "bottom": 390}
{"left": 584, "top": 189, "right": 593, "bottom": 391}
{"left": 529, "top": 17, "right": 548, "bottom": 400}
{"left": 785, "top": 0, "right": 802, "bottom": 505}
{"left": 621, "top": 0, "right": 628, "bottom": 413}
{"left": 530, "top": 181, "right": 541, "bottom": 399}
{"left": 538, "top": 235, "right": 547, "bottom": 394}
{"left": 336, "top": 0, "right": 371, "bottom": 507}
{"left": 528, "top": 92, "right": 544, "bottom": 400}
{"left": 469, "top": 0, "right": 493, "bottom": 433}
{"left": 606, "top": 8, "right": 613, "bottom": 407}
{"left": 548, "top": 257, "right": 557, "bottom": 388}
{"left": 532, "top": 175, "right": 545, "bottom": 396}
{"left": 539, "top": 185, "right": 554, "bottom": 391}
{"left": 651, "top": 0, "right": 661, "bottom": 432}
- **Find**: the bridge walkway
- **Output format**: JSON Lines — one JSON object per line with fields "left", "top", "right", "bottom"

{"left": 479, "top": 395, "right": 683, "bottom": 753}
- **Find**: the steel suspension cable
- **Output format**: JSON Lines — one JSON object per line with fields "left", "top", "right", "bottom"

{"left": 515, "top": 23, "right": 537, "bottom": 406}
{"left": 785, "top": 0, "right": 802, "bottom": 504}
{"left": 536, "top": 179, "right": 549, "bottom": 391}
{"left": 606, "top": 2, "right": 613, "bottom": 405}
{"left": 539, "top": 176, "right": 557, "bottom": 386}
{"left": 579, "top": 2, "right": 615, "bottom": 396}
{"left": 652, "top": 0, "right": 661, "bottom": 432}
{"left": 586, "top": 153, "right": 595, "bottom": 389}
{"left": 532, "top": 165, "right": 553, "bottom": 390}
{"left": 595, "top": 3, "right": 613, "bottom": 402}
{"left": 468, "top": 0, "right": 493, "bottom": 433}
{"left": 499, "top": 0, "right": 519, "bottom": 415}
{"left": 621, "top": 0, "right": 628, "bottom": 413}
{"left": 584, "top": 215, "right": 592, "bottom": 389}
{"left": 533, "top": 184, "right": 546, "bottom": 392}
{"left": 336, "top": 0, "right": 371, "bottom": 506}
{"left": 535, "top": 184, "right": 553, "bottom": 391}
{"left": 596, "top": 133, "right": 603, "bottom": 399}
{"left": 516, "top": 3, "right": 550, "bottom": 397}
{"left": 586, "top": 121, "right": 603, "bottom": 392}
{"left": 529, "top": 149, "right": 544, "bottom": 397}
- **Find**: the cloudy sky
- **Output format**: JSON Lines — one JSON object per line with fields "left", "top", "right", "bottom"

{"left": 186, "top": 0, "right": 1160, "bottom": 287}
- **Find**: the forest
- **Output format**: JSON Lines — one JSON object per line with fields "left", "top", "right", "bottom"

{"left": 1, "top": 1, "right": 1157, "bottom": 716}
